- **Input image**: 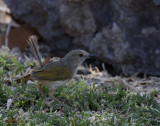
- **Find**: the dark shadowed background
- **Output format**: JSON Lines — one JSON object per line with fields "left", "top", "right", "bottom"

{"left": 1, "top": 0, "right": 160, "bottom": 76}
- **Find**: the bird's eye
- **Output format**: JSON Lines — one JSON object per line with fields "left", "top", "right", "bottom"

{"left": 79, "top": 54, "right": 83, "bottom": 57}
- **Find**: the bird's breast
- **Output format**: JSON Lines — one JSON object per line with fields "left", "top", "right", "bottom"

{"left": 39, "top": 79, "right": 70, "bottom": 90}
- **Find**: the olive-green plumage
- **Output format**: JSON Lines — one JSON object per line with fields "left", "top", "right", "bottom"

{"left": 28, "top": 35, "right": 92, "bottom": 90}
{"left": 31, "top": 67, "right": 72, "bottom": 81}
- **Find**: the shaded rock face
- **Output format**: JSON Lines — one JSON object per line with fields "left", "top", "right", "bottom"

{"left": 4, "top": 0, "right": 160, "bottom": 76}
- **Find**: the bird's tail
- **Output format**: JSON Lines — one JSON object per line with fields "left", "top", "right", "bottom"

{"left": 27, "top": 35, "right": 43, "bottom": 68}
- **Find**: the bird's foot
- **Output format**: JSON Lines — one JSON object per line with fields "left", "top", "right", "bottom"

{"left": 49, "top": 89, "right": 71, "bottom": 112}
{"left": 49, "top": 89, "right": 64, "bottom": 105}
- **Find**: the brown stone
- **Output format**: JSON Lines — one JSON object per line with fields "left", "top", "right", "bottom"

{"left": 0, "top": 26, "right": 40, "bottom": 50}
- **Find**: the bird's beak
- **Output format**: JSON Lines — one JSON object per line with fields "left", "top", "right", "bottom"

{"left": 86, "top": 53, "right": 96, "bottom": 58}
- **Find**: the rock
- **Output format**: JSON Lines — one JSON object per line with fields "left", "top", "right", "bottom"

{"left": 153, "top": 0, "right": 160, "bottom": 5}
{"left": 0, "top": 0, "right": 10, "bottom": 13}
{"left": 141, "top": 26, "right": 157, "bottom": 37}
{"left": 59, "top": 0, "right": 96, "bottom": 37}
{"left": 4, "top": 0, "right": 65, "bottom": 41}
{"left": 3, "top": 0, "right": 160, "bottom": 76}
{"left": 0, "top": 11, "right": 11, "bottom": 24}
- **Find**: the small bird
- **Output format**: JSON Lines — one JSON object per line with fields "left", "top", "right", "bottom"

{"left": 27, "top": 35, "right": 94, "bottom": 105}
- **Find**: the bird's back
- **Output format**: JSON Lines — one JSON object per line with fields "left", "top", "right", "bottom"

{"left": 31, "top": 60, "right": 73, "bottom": 81}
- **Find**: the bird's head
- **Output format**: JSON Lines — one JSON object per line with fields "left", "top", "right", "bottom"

{"left": 62, "top": 49, "right": 94, "bottom": 65}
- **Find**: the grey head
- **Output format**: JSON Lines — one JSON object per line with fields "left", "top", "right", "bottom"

{"left": 61, "top": 49, "right": 91, "bottom": 66}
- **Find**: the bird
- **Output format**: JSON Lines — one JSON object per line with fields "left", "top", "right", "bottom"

{"left": 27, "top": 35, "right": 94, "bottom": 105}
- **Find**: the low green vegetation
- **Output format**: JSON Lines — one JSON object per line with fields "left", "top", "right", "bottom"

{"left": 0, "top": 49, "right": 160, "bottom": 126}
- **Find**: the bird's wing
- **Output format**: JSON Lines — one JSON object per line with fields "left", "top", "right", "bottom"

{"left": 31, "top": 66, "right": 72, "bottom": 81}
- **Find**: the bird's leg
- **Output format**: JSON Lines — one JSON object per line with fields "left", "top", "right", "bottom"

{"left": 38, "top": 84, "right": 44, "bottom": 96}
{"left": 49, "top": 90, "right": 71, "bottom": 112}
{"left": 49, "top": 89, "right": 64, "bottom": 105}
